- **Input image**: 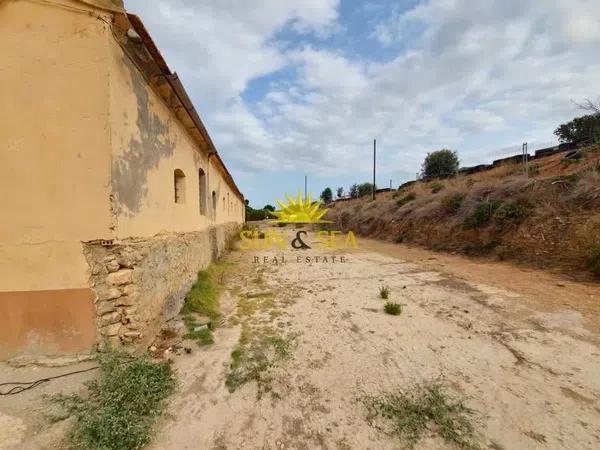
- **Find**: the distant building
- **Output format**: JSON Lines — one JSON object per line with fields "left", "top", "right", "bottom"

{"left": 0, "top": 0, "right": 244, "bottom": 359}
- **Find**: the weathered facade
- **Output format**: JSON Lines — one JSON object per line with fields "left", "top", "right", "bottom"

{"left": 0, "top": 0, "right": 245, "bottom": 359}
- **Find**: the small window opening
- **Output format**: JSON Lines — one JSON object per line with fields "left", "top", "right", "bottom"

{"left": 212, "top": 191, "right": 217, "bottom": 219}
{"left": 174, "top": 169, "right": 186, "bottom": 204}
{"left": 198, "top": 169, "right": 207, "bottom": 215}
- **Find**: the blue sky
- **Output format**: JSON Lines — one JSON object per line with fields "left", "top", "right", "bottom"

{"left": 126, "top": 0, "right": 600, "bottom": 208}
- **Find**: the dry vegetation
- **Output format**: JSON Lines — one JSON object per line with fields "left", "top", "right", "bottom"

{"left": 327, "top": 145, "right": 600, "bottom": 279}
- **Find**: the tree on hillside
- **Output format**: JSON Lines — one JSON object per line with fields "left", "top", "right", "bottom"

{"left": 336, "top": 187, "right": 344, "bottom": 198}
{"left": 421, "top": 149, "right": 459, "bottom": 179}
{"left": 349, "top": 184, "right": 359, "bottom": 198}
{"left": 320, "top": 187, "right": 333, "bottom": 204}
{"left": 358, "top": 182, "right": 376, "bottom": 197}
{"left": 264, "top": 204, "right": 275, "bottom": 212}
{"left": 554, "top": 114, "right": 600, "bottom": 144}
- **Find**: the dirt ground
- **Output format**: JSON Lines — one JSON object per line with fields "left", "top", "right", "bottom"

{"left": 150, "top": 224, "right": 600, "bottom": 449}
{"left": 2, "top": 224, "right": 599, "bottom": 449}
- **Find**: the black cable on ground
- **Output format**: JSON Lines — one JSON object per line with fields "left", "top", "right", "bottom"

{"left": 0, "top": 366, "right": 100, "bottom": 396}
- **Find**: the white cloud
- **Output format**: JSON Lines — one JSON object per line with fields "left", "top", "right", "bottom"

{"left": 125, "top": 0, "right": 340, "bottom": 109}
{"left": 125, "top": 0, "right": 600, "bottom": 201}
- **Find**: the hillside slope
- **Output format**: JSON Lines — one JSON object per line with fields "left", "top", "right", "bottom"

{"left": 326, "top": 145, "right": 600, "bottom": 280}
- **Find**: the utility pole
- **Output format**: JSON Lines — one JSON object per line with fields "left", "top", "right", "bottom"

{"left": 522, "top": 142, "right": 529, "bottom": 177}
{"left": 372, "top": 139, "right": 377, "bottom": 201}
{"left": 304, "top": 175, "right": 308, "bottom": 201}
{"left": 390, "top": 179, "right": 392, "bottom": 190}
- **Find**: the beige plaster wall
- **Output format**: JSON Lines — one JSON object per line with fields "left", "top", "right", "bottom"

{"left": 0, "top": 0, "right": 244, "bottom": 359}
{"left": 106, "top": 33, "right": 244, "bottom": 238}
{"left": 0, "top": 0, "right": 113, "bottom": 291}
{"left": 0, "top": 0, "right": 114, "bottom": 357}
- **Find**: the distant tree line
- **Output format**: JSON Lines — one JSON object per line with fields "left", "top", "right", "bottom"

{"left": 245, "top": 200, "right": 275, "bottom": 221}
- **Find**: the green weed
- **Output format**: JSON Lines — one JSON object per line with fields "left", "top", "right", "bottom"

{"left": 181, "top": 263, "right": 229, "bottom": 322}
{"left": 384, "top": 302, "right": 402, "bottom": 315}
{"left": 225, "top": 325, "right": 295, "bottom": 397}
{"left": 362, "top": 381, "right": 477, "bottom": 449}
{"left": 54, "top": 351, "right": 176, "bottom": 450}
{"left": 185, "top": 327, "right": 214, "bottom": 346}
{"left": 379, "top": 286, "right": 391, "bottom": 299}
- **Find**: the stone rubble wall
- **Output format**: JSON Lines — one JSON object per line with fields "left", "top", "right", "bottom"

{"left": 83, "top": 223, "right": 239, "bottom": 350}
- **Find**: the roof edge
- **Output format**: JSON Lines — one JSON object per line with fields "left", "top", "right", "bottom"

{"left": 126, "top": 14, "right": 244, "bottom": 202}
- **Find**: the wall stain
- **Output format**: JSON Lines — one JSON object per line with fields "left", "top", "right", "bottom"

{"left": 111, "top": 57, "right": 176, "bottom": 216}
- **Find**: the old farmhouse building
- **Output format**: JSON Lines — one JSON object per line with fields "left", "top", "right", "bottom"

{"left": 0, "top": 0, "right": 245, "bottom": 359}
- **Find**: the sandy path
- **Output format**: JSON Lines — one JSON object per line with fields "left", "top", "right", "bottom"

{"left": 151, "top": 225, "right": 600, "bottom": 450}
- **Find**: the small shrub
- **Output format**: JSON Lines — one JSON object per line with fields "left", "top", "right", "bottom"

{"left": 395, "top": 235, "right": 404, "bottom": 244}
{"left": 384, "top": 302, "right": 402, "bottom": 315}
{"left": 362, "top": 381, "right": 477, "bottom": 449}
{"left": 379, "top": 285, "right": 390, "bottom": 299}
{"left": 397, "top": 192, "right": 416, "bottom": 207}
{"left": 55, "top": 351, "right": 176, "bottom": 450}
{"left": 463, "top": 199, "right": 503, "bottom": 228}
{"left": 494, "top": 199, "right": 533, "bottom": 223}
{"left": 185, "top": 327, "right": 214, "bottom": 346}
{"left": 441, "top": 193, "right": 465, "bottom": 212}
{"left": 430, "top": 182, "right": 444, "bottom": 194}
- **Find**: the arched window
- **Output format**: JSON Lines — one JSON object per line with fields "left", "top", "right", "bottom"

{"left": 227, "top": 193, "right": 230, "bottom": 214}
{"left": 198, "top": 169, "right": 207, "bottom": 215}
{"left": 211, "top": 191, "right": 217, "bottom": 219}
{"left": 174, "top": 169, "right": 186, "bottom": 204}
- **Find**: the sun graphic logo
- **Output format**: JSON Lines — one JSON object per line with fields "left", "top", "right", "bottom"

{"left": 269, "top": 191, "right": 332, "bottom": 224}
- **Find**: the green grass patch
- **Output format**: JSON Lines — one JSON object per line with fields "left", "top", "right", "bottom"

{"left": 362, "top": 381, "right": 477, "bottom": 449}
{"left": 181, "top": 266, "right": 223, "bottom": 321}
{"left": 185, "top": 327, "right": 214, "bottom": 346}
{"left": 225, "top": 324, "right": 295, "bottom": 397}
{"left": 396, "top": 192, "right": 417, "bottom": 208}
{"left": 181, "top": 261, "right": 232, "bottom": 345}
{"left": 384, "top": 302, "right": 402, "bottom": 315}
{"left": 54, "top": 351, "right": 176, "bottom": 450}
{"left": 463, "top": 199, "right": 503, "bottom": 228}
{"left": 441, "top": 193, "right": 465, "bottom": 212}
{"left": 235, "top": 292, "right": 275, "bottom": 318}
{"left": 379, "top": 285, "right": 391, "bottom": 299}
